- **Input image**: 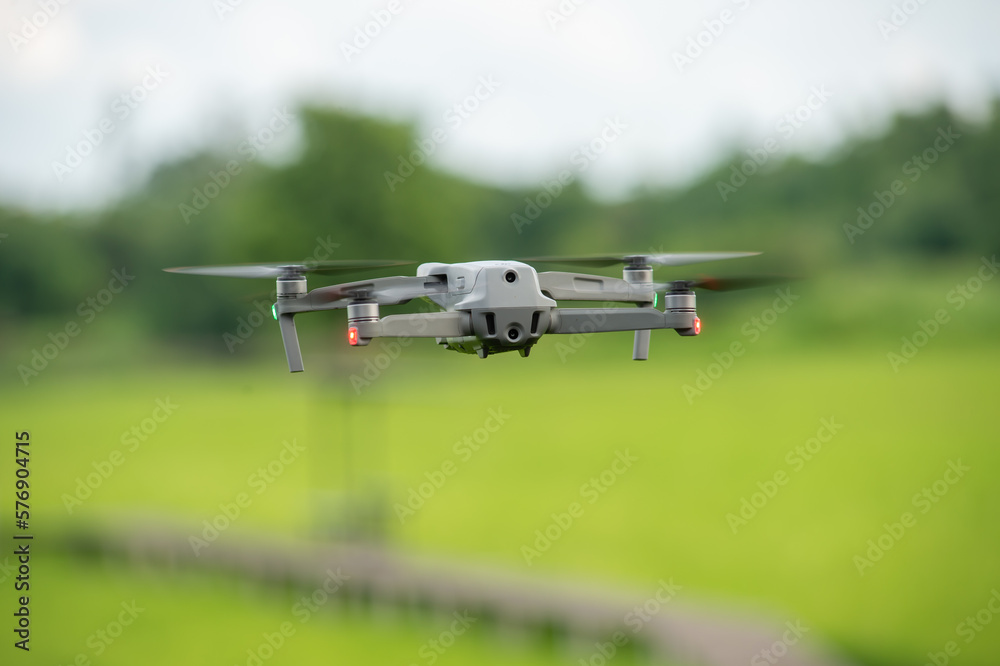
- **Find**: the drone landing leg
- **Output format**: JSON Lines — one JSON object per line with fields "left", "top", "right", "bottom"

{"left": 278, "top": 313, "right": 304, "bottom": 373}
{"left": 632, "top": 329, "right": 650, "bottom": 361}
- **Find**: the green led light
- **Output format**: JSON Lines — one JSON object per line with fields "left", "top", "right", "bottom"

{"left": 653, "top": 292, "right": 658, "bottom": 308}
{"left": 271, "top": 304, "right": 277, "bottom": 320}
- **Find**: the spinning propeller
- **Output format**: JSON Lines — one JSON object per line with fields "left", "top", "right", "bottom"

{"left": 165, "top": 251, "right": 792, "bottom": 372}
{"left": 663, "top": 274, "right": 792, "bottom": 292}
{"left": 522, "top": 252, "right": 761, "bottom": 268}
{"left": 163, "top": 260, "right": 413, "bottom": 279}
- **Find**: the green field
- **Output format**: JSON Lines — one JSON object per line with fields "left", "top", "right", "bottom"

{"left": 3, "top": 266, "right": 999, "bottom": 665}
{"left": 24, "top": 554, "right": 623, "bottom": 666}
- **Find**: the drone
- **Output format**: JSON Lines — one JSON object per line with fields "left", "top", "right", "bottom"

{"left": 165, "top": 253, "right": 783, "bottom": 372}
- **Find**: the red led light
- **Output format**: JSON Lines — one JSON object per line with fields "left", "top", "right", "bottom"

{"left": 348, "top": 327, "right": 359, "bottom": 345}
{"left": 693, "top": 317, "right": 702, "bottom": 335}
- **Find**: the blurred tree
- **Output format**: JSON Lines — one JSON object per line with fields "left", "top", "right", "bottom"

{"left": 1, "top": 103, "right": 996, "bottom": 337}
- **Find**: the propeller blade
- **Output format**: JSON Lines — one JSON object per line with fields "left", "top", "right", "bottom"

{"left": 164, "top": 259, "right": 414, "bottom": 279}
{"left": 691, "top": 274, "right": 794, "bottom": 292}
{"left": 308, "top": 275, "right": 448, "bottom": 306}
{"left": 644, "top": 252, "right": 760, "bottom": 266}
{"left": 654, "top": 275, "right": 797, "bottom": 292}
{"left": 522, "top": 255, "right": 625, "bottom": 268}
{"left": 523, "top": 252, "right": 760, "bottom": 268}
{"left": 165, "top": 264, "right": 292, "bottom": 278}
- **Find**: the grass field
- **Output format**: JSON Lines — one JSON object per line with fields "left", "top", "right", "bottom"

{"left": 3, "top": 266, "right": 999, "bottom": 665}
{"left": 25, "top": 554, "right": 642, "bottom": 666}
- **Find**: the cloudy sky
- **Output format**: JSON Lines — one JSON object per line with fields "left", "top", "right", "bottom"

{"left": 2, "top": 0, "right": 999, "bottom": 211}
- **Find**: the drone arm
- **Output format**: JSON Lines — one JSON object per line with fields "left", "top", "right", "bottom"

{"left": 276, "top": 276, "right": 449, "bottom": 315}
{"left": 548, "top": 308, "right": 695, "bottom": 334}
{"left": 314, "top": 276, "right": 447, "bottom": 307}
{"left": 549, "top": 307, "right": 665, "bottom": 333}
{"left": 537, "top": 272, "right": 654, "bottom": 303}
{"left": 272, "top": 277, "right": 454, "bottom": 370}
{"left": 353, "top": 312, "right": 472, "bottom": 339}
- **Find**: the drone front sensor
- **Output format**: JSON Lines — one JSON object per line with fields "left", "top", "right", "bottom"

{"left": 165, "top": 253, "right": 784, "bottom": 373}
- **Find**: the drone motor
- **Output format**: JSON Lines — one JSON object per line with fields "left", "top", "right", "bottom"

{"left": 165, "top": 253, "right": 787, "bottom": 373}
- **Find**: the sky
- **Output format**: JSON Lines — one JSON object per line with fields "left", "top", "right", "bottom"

{"left": 1, "top": 0, "right": 999, "bottom": 211}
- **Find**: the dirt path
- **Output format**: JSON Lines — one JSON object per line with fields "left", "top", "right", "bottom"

{"left": 56, "top": 524, "right": 859, "bottom": 666}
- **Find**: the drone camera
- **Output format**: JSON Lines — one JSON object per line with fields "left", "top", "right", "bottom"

{"left": 166, "top": 252, "right": 772, "bottom": 371}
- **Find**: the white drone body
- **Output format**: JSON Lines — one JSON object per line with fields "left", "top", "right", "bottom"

{"left": 166, "top": 253, "right": 775, "bottom": 372}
